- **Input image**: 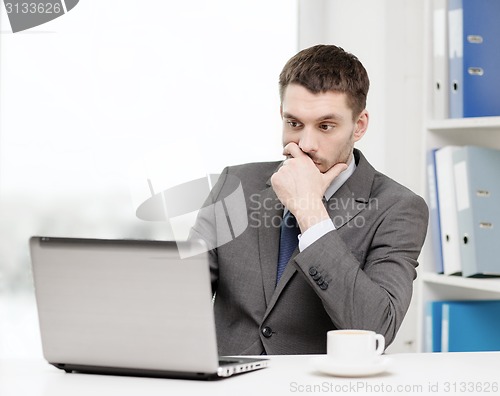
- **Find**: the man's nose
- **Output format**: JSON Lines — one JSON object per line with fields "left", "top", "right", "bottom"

{"left": 298, "top": 128, "right": 318, "bottom": 153}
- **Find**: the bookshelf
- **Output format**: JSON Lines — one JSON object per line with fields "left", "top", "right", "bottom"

{"left": 416, "top": 0, "right": 500, "bottom": 352}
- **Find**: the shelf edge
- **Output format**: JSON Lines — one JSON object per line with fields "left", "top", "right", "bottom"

{"left": 427, "top": 116, "right": 500, "bottom": 131}
{"left": 421, "top": 272, "right": 500, "bottom": 293}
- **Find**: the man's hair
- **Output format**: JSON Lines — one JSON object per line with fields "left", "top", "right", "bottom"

{"left": 279, "top": 44, "right": 370, "bottom": 119}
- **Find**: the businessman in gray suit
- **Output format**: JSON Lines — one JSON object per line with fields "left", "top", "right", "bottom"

{"left": 190, "top": 44, "right": 428, "bottom": 355}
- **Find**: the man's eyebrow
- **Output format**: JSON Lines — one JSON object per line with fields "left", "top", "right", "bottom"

{"left": 282, "top": 112, "right": 343, "bottom": 121}
{"left": 282, "top": 112, "right": 299, "bottom": 120}
{"left": 315, "top": 114, "right": 343, "bottom": 122}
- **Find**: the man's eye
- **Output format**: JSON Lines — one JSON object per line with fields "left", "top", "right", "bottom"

{"left": 319, "top": 124, "right": 334, "bottom": 131}
{"left": 287, "top": 121, "right": 300, "bottom": 128}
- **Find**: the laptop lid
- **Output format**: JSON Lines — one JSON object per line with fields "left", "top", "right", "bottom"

{"left": 29, "top": 237, "right": 266, "bottom": 379}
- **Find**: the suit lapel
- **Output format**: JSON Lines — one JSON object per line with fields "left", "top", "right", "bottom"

{"left": 256, "top": 184, "right": 283, "bottom": 306}
{"left": 264, "top": 246, "right": 298, "bottom": 317}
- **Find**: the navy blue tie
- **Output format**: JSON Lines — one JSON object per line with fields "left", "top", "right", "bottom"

{"left": 276, "top": 211, "right": 300, "bottom": 284}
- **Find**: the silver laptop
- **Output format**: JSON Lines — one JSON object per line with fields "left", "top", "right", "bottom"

{"left": 29, "top": 236, "right": 268, "bottom": 380}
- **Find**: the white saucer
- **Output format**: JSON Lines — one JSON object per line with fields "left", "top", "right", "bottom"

{"left": 310, "top": 356, "right": 392, "bottom": 377}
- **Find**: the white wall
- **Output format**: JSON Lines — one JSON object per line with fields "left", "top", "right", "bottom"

{"left": 1, "top": 1, "right": 298, "bottom": 195}
{"left": 298, "top": 0, "right": 426, "bottom": 353}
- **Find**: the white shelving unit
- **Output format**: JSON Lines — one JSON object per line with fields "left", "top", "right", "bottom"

{"left": 416, "top": 0, "right": 500, "bottom": 352}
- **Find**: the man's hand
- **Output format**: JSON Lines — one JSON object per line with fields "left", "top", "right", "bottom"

{"left": 270, "top": 143, "right": 347, "bottom": 232}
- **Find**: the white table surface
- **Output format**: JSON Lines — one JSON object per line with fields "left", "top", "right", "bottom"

{"left": 1, "top": 352, "right": 499, "bottom": 396}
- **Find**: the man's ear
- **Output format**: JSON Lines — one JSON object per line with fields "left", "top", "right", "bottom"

{"left": 354, "top": 110, "right": 369, "bottom": 142}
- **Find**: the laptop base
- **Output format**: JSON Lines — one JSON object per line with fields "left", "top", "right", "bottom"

{"left": 51, "top": 356, "right": 268, "bottom": 381}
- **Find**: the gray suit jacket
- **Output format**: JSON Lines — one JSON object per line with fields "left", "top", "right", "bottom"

{"left": 190, "top": 149, "right": 428, "bottom": 355}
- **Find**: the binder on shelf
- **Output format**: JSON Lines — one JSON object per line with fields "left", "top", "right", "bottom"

{"left": 448, "top": 0, "right": 500, "bottom": 118}
{"left": 452, "top": 146, "right": 500, "bottom": 278}
{"left": 426, "top": 149, "right": 444, "bottom": 274}
{"left": 425, "top": 300, "right": 447, "bottom": 352}
{"left": 432, "top": 0, "right": 449, "bottom": 119}
{"left": 435, "top": 146, "right": 462, "bottom": 275}
{"left": 441, "top": 300, "right": 500, "bottom": 352}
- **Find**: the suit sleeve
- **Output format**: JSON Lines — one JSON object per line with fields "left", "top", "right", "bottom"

{"left": 293, "top": 193, "right": 429, "bottom": 346}
{"left": 188, "top": 167, "right": 231, "bottom": 293}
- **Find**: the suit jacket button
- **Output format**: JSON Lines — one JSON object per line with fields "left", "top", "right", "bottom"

{"left": 319, "top": 281, "right": 329, "bottom": 290}
{"left": 308, "top": 267, "right": 318, "bottom": 276}
{"left": 262, "top": 326, "right": 273, "bottom": 338}
{"left": 316, "top": 276, "right": 324, "bottom": 285}
{"left": 312, "top": 273, "right": 322, "bottom": 281}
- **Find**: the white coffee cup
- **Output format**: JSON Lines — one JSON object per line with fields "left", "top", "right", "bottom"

{"left": 327, "top": 329, "right": 385, "bottom": 363}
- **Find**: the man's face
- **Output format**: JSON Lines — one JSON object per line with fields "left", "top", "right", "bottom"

{"left": 280, "top": 84, "right": 368, "bottom": 173}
